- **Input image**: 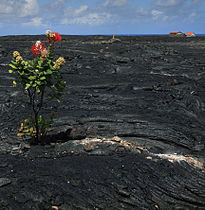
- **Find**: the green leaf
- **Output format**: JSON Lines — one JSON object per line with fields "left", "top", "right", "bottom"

{"left": 39, "top": 115, "right": 44, "bottom": 124}
{"left": 52, "top": 84, "right": 57, "bottom": 90}
{"left": 38, "top": 61, "right": 43, "bottom": 66}
{"left": 9, "top": 70, "right": 13, "bottom": 73}
{"left": 11, "top": 60, "right": 17, "bottom": 65}
{"left": 13, "top": 81, "right": 17, "bottom": 87}
{"left": 25, "top": 83, "right": 31, "bottom": 90}
{"left": 28, "top": 76, "right": 36, "bottom": 80}
{"left": 46, "top": 69, "right": 52, "bottom": 74}
{"left": 40, "top": 76, "right": 46, "bottom": 80}
{"left": 18, "top": 71, "right": 25, "bottom": 76}
{"left": 9, "top": 64, "right": 17, "bottom": 69}
{"left": 36, "top": 86, "right": 40, "bottom": 93}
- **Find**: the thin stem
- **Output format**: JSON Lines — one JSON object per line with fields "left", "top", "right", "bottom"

{"left": 33, "top": 87, "right": 45, "bottom": 143}
{"left": 37, "top": 87, "right": 45, "bottom": 113}
{"left": 31, "top": 91, "right": 39, "bottom": 142}
{"left": 34, "top": 111, "right": 39, "bottom": 142}
{"left": 27, "top": 89, "right": 32, "bottom": 105}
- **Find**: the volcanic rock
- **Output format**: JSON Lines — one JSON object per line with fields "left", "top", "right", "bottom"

{"left": 0, "top": 178, "right": 11, "bottom": 187}
{"left": 0, "top": 35, "right": 205, "bottom": 209}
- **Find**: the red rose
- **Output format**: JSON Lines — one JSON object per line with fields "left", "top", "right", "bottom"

{"left": 47, "top": 32, "right": 61, "bottom": 43}
{"left": 31, "top": 42, "right": 46, "bottom": 56}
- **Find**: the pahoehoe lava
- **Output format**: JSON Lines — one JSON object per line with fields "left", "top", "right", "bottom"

{"left": 0, "top": 35, "right": 205, "bottom": 209}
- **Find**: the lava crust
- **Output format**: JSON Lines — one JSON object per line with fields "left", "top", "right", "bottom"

{"left": 0, "top": 35, "right": 205, "bottom": 209}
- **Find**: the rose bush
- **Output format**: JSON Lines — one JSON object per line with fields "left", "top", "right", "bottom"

{"left": 9, "top": 30, "right": 66, "bottom": 143}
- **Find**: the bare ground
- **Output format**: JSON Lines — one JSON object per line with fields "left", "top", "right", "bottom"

{"left": 0, "top": 35, "right": 205, "bottom": 209}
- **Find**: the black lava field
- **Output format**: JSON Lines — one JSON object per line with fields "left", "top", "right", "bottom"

{"left": 0, "top": 35, "right": 205, "bottom": 209}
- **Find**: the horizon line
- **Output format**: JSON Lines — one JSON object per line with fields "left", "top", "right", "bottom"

{"left": 1, "top": 33, "right": 205, "bottom": 37}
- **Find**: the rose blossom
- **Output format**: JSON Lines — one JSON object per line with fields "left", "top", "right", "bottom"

{"left": 31, "top": 42, "right": 46, "bottom": 56}
{"left": 35, "top": 40, "right": 41, "bottom": 47}
{"left": 45, "top": 30, "right": 51, "bottom": 36}
{"left": 47, "top": 32, "right": 61, "bottom": 43}
{"left": 40, "top": 49, "right": 49, "bottom": 60}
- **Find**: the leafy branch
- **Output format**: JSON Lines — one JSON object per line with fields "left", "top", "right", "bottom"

{"left": 9, "top": 30, "right": 66, "bottom": 143}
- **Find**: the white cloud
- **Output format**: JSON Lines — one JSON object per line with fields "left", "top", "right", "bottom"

{"left": 0, "top": 0, "right": 41, "bottom": 28}
{"left": 151, "top": 10, "right": 164, "bottom": 20}
{"left": 152, "top": 10, "right": 163, "bottom": 16}
{"left": 64, "top": 5, "right": 89, "bottom": 17}
{"left": 44, "top": 0, "right": 67, "bottom": 14}
{"left": 62, "top": 12, "right": 112, "bottom": 25}
{"left": 20, "top": 0, "right": 39, "bottom": 17}
{"left": 22, "top": 17, "right": 45, "bottom": 27}
{"left": 0, "top": 0, "right": 202, "bottom": 34}
{"left": 0, "top": 0, "right": 39, "bottom": 17}
{"left": 0, "top": 2, "right": 13, "bottom": 14}
{"left": 53, "top": 0, "right": 67, "bottom": 5}
{"left": 103, "top": 0, "right": 128, "bottom": 7}
{"left": 153, "top": 0, "right": 202, "bottom": 23}
{"left": 75, "top": 5, "right": 88, "bottom": 15}
{"left": 61, "top": 4, "right": 112, "bottom": 26}
{"left": 137, "top": 8, "right": 149, "bottom": 16}
{"left": 156, "top": 0, "right": 184, "bottom": 7}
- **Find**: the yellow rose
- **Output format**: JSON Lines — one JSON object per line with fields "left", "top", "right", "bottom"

{"left": 57, "top": 57, "right": 65, "bottom": 64}
{"left": 53, "top": 57, "right": 65, "bottom": 69}
{"left": 16, "top": 56, "right": 23, "bottom": 63}
{"left": 13, "top": 51, "right": 20, "bottom": 57}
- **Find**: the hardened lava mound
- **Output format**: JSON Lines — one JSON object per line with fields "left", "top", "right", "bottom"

{"left": 0, "top": 35, "right": 205, "bottom": 209}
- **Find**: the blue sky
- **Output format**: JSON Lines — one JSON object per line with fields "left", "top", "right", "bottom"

{"left": 0, "top": 0, "right": 204, "bottom": 35}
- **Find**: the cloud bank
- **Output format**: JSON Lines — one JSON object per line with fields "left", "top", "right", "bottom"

{"left": 0, "top": 0, "right": 204, "bottom": 35}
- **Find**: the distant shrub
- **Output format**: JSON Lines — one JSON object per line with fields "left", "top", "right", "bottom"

{"left": 9, "top": 30, "right": 66, "bottom": 143}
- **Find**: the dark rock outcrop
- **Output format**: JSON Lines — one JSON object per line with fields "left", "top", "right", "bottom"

{"left": 0, "top": 35, "right": 205, "bottom": 209}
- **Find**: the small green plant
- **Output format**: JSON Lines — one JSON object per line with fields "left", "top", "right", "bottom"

{"left": 9, "top": 30, "right": 66, "bottom": 143}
